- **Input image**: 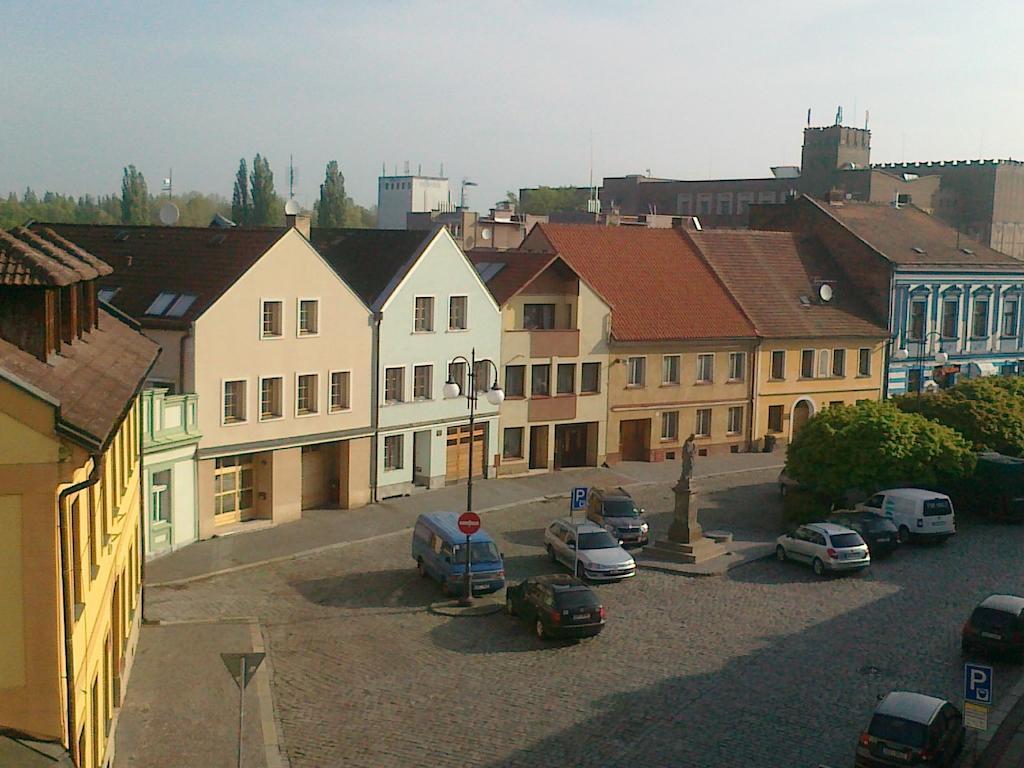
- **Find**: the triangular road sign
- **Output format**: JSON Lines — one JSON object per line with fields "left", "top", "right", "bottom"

{"left": 220, "top": 652, "right": 265, "bottom": 690}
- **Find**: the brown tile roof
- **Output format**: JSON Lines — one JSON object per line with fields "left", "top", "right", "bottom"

{"left": 0, "top": 307, "right": 158, "bottom": 447}
{"left": 0, "top": 227, "right": 111, "bottom": 286}
{"left": 467, "top": 249, "right": 558, "bottom": 305}
{"left": 310, "top": 228, "right": 434, "bottom": 308}
{"left": 38, "top": 224, "right": 288, "bottom": 328}
{"left": 807, "top": 198, "right": 1024, "bottom": 269}
{"left": 529, "top": 223, "right": 755, "bottom": 342}
{"left": 688, "top": 230, "right": 888, "bottom": 339}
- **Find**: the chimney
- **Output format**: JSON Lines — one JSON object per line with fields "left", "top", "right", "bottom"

{"left": 286, "top": 212, "right": 311, "bottom": 239}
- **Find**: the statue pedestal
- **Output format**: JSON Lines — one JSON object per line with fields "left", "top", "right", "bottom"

{"left": 645, "top": 479, "right": 727, "bottom": 564}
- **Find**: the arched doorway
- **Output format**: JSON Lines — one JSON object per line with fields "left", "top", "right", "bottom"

{"left": 790, "top": 398, "right": 815, "bottom": 440}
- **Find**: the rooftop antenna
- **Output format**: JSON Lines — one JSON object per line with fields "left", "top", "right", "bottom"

{"left": 807, "top": 108, "right": 811, "bottom": 127}
{"left": 404, "top": 160, "right": 410, "bottom": 175}
{"left": 835, "top": 105, "right": 843, "bottom": 126}
{"left": 440, "top": 162, "right": 444, "bottom": 177}
{"left": 381, "top": 161, "right": 386, "bottom": 176}
{"left": 418, "top": 163, "right": 422, "bottom": 175}
{"left": 161, "top": 169, "right": 173, "bottom": 198}
{"left": 865, "top": 110, "right": 870, "bottom": 130}
{"left": 288, "top": 154, "right": 296, "bottom": 200}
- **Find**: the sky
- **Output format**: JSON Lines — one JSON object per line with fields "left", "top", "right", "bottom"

{"left": 3, "top": 0, "right": 1023, "bottom": 214}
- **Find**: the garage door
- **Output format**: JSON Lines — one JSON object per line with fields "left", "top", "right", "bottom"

{"left": 445, "top": 423, "right": 486, "bottom": 482}
{"left": 301, "top": 444, "right": 328, "bottom": 509}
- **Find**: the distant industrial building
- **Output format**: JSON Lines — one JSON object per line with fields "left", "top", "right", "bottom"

{"left": 377, "top": 167, "right": 453, "bottom": 229}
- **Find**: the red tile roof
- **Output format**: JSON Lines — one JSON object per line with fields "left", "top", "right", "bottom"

{"left": 528, "top": 224, "right": 755, "bottom": 342}
{"left": 38, "top": 224, "right": 287, "bottom": 327}
{"left": 688, "top": 230, "right": 888, "bottom": 339}
{"left": 0, "top": 227, "right": 111, "bottom": 286}
{"left": 0, "top": 308, "right": 158, "bottom": 447}
{"left": 467, "top": 249, "right": 559, "bottom": 305}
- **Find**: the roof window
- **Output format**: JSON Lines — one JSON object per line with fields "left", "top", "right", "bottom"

{"left": 114, "top": 230, "right": 130, "bottom": 241}
{"left": 475, "top": 262, "right": 507, "bottom": 282}
{"left": 912, "top": 246, "right": 926, "bottom": 254}
{"left": 97, "top": 287, "right": 120, "bottom": 303}
{"left": 145, "top": 292, "right": 197, "bottom": 317}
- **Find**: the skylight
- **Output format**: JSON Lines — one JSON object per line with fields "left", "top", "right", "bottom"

{"left": 165, "top": 294, "right": 197, "bottom": 317}
{"left": 145, "top": 292, "right": 197, "bottom": 317}
{"left": 475, "top": 262, "right": 507, "bottom": 282}
{"left": 97, "top": 287, "right": 120, "bottom": 303}
{"left": 912, "top": 246, "right": 926, "bottom": 254}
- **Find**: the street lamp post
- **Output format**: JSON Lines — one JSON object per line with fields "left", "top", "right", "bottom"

{"left": 893, "top": 330, "right": 949, "bottom": 396}
{"left": 443, "top": 348, "right": 504, "bottom": 606}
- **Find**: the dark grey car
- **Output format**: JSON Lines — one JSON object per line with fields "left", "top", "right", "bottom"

{"left": 586, "top": 487, "right": 649, "bottom": 547}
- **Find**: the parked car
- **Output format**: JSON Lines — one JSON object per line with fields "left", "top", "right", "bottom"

{"left": 961, "top": 594, "right": 1024, "bottom": 661}
{"left": 778, "top": 469, "right": 800, "bottom": 497}
{"left": 856, "top": 488, "right": 956, "bottom": 544}
{"left": 775, "top": 523, "right": 870, "bottom": 576}
{"left": 829, "top": 511, "right": 899, "bottom": 558}
{"left": 505, "top": 574, "right": 606, "bottom": 640}
{"left": 544, "top": 519, "right": 636, "bottom": 581}
{"left": 411, "top": 512, "right": 505, "bottom": 597}
{"left": 586, "top": 487, "right": 650, "bottom": 547}
{"left": 854, "top": 691, "right": 964, "bottom": 767}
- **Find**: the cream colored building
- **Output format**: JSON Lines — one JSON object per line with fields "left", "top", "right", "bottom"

{"left": 471, "top": 251, "right": 612, "bottom": 473}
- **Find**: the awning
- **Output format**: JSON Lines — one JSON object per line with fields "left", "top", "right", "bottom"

{"left": 967, "top": 361, "right": 999, "bottom": 377}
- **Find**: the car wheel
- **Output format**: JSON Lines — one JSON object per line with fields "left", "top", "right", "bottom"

{"left": 505, "top": 595, "right": 516, "bottom": 616}
{"left": 416, "top": 557, "right": 427, "bottom": 577}
{"left": 535, "top": 619, "right": 546, "bottom": 640}
{"left": 775, "top": 545, "right": 787, "bottom": 562}
{"left": 812, "top": 558, "right": 825, "bottom": 577}
{"left": 898, "top": 526, "right": 911, "bottom": 544}
{"left": 576, "top": 561, "right": 586, "bottom": 579}
{"left": 546, "top": 543, "right": 556, "bottom": 563}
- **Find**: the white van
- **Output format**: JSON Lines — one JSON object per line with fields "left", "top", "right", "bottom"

{"left": 856, "top": 488, "right": 956, "bottom": 543}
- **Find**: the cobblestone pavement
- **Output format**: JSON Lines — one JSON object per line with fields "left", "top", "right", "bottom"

{"left": 141, "top": 470, "right": 1024, "bottom": 768}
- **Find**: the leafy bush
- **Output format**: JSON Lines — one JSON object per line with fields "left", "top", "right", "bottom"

{"left": 782, "top": 487, "right": 832, "bottom": 528}
{"left": 786, "top": 400, "right": 976, "bottom": 503}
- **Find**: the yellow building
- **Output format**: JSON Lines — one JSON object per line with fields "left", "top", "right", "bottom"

{"left": 687, "top": 229, "right": 888, "bottom": 447}
{"left": 0, "top": 228, "right": 158, "bottom": 767}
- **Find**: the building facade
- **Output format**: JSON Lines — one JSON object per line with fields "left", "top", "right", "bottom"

{"left": 0, "top": 227, "right": 158, "bottom": 768}
{"left": 378, "top": 172, "right": 453, "bottom": 229}
{"left": 470, "top": 251, "right": 612, "bottom": 474}
{"left": 313, "top": 227, "right": 502, "bottom": 497}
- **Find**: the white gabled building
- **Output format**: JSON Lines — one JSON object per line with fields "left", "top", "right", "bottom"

{"left": 314, "top": 226, "right": 502, "bottom": 498}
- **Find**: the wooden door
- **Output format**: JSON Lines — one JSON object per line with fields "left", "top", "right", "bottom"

{"left": 555, "top": 424, "right": 589, "bottom": 468}
{"left": 619, "top": 419, "right": 651, "bottom": 461}
{"left": 301, "top": 444, "right": 327, "bottom": 509}
{"left": 446, "top": 424, "right": 486, "bottom": 482}
{"left": 529, "top": 425, "right": 549, "bottom": 469}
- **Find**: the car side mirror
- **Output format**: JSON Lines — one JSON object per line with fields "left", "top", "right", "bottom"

{"left": 567, "top": 542, "right": 576, "bottom": 550}
{"left": 619, "top": 540, "right": 625, "bottom": 546}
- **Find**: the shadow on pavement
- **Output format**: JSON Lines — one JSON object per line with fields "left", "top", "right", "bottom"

{"left": 291, "top": 568, "right": 438, "bottom": 608}
{"left": 501, "top": 527, "right": 549, "bottom": 548}
{"left": 429, "top": 609, "right": 594, "bottom": 655}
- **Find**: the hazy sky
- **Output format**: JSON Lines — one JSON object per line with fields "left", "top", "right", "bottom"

{"left": 3, "top": 1, "right": 1022, "bottom": 213}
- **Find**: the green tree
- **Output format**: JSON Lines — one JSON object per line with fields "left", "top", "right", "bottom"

{"left": 231, "top": 158, "right": 251, "bottom": 225}
{"left": 249, "top": 154, "right": 278, "bottom": 225}
{"left": 895, "top": 378, "right": 1024, "bottom": 456}
{"left": 316, "top": 160, "right": 348, "bottom": 228}
{"left": 120, "top": 165, "right": 150, "bottom": 224}
{"left": 786, "top": 400, "right": 975, "bottom": 503}
{"left": 519, "top": 186, "right": 590, "bottom": 215}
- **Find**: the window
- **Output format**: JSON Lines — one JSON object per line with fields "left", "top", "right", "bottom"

{"left": 758, "top": 191, "right": 777, "bottom": 203}
{"left": 449, "top": 296, "right": 468, "bottom": 330}
{"left": 817, "top": 350, "right": 830, "bottom": 378}
{"left": 223, "top": 380, "right": 246, "bottom": 423}
{"left": 262, "top": 300, "right": 282, "bottom": 338}
{"left": 770, "top": 350, "right": 785, "bottom": 380}
{"left": 832, "top": 348, "right": 846, "bottom": 377}
{"left": 858, "top": 348, "right": 871, "bottom": 376}
{"left": 676, "top": 194, "right": 692, "bottom": 215}
{"left": 556, "top": 363, "right": 575, "bottom": 394}
{"left": 662, "top": 355, "right": 680, "bottom": 385}
{"left": 716, "top": 194, "right": 733, "bottom": 215}
{"left": 151, "top": 470, "right": 171, "bottom": 523}
{"left": 830, "top": 401, "right": 844, "bottom": 408}
{"left": 697, "top": 194, "right": 713, "bottom": 215}
{"left": 531, "top": 364, "right": 551, "bottom": 396}
{"left": 260, "top": 376, "right": 283, "bottom": 420}
{"left": 214, "top": 456, "right": 254, "bottom": 518}
{"left": 413, "top": 364, "right": 433, "bottom": 400}
{"left": 907, "top": 369, "right": 922, "bottom": 393}
{"left": 942, "top": 299, "right": 959, "bottom": 338}
{"left": 909, "top": 300, "right": 926, "bottom": 341}
{"left": 801, "top": 349, "right": 815, "bottom": 378}
{"left": 737, "top": 193, "right": 755, "bottom": 215}
{"left": 448, "top": 361, "right": 466, "bottom": 395}
{"left": 505, "top": 365, "right": 525, "bottom": 397}
{"left": 767, "top": 405, "right": 784, "bottom": 433}
{"left": 296, "top": 374, "right": 318, "bottom": 415}
{"left": 383, "top": 434, "right": 403, "bottom": 470}
{"left": 661, "top": 411, "right": 679, "bottom": 440}
{"left": 414, "top": 296, "right": 434, "bottom": 332}
{"left": 973, "top": 297, "right": 990, "bottom": 337}
{"left": 384, "top": 367, "right": 405, "bottom": 403}
{"left": 727, "top": 406, "right": 743, "bottom": 434}
{"left": 696, "top": 354, "right": 714, "bottom": 383}
{"left": 146, "top": 292, "right": 196, "bottom": 317}
{"left": 581, "top": 362, "right": 600, "bottom": 393}
{"left": 298, "top": 299, "right": 319, "bottom": 336}
{"left": 502, "top": 427, "right": 524, "bottom": 459}
{"left": 627, "top": 356, "right": 646, "bottom": 387}
{"left": 523, "top": 303, "right": 555, "bottom": 330}
{"left": 695, "top": 408, "right": 712, "bottom": 437}
{"left": 330, "top": 371, "right": 351, "bottom": 411}
{"left": 1003, "top": 297, "right": 1019, "bottom": 336}
{"left": 728, "top": 352, "right": 745, "bottom": 381}
{"left": 473, "top": 361, "right": 491, "bottom": 393}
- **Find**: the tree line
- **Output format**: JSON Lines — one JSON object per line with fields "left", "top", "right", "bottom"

{"left": 1, "top": 157, "right": 376, "bottom": 230}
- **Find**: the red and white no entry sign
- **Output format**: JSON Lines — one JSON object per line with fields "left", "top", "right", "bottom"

{"left": 457, "top": 511, "right": 481, "bottom": 535}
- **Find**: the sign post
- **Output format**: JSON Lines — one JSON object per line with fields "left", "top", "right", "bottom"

{"left": 457, "top": 512, "right": 481, "bottom": 606}
{"left": 964, "top": 662, "right": 993, "bottom": 733}
{"left": 570, "top": 488, "right": 588, "bottom": 578}
{"left": 221, "top": 652, "right": 265, "bottom": 768}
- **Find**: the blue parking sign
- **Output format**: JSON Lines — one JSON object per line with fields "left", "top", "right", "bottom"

{"left": 571, "top": 487, "right": 588, "bottom": 511}
{"left": 964, "top": 663, "right": 993, "bottom": 705}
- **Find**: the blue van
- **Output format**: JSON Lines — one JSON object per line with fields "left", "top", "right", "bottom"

{"left": 411, "top": 512, "right": 505, "bottom": 596}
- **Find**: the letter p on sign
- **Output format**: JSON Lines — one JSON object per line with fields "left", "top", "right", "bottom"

{"left": 965, "top": 663, "right": 993, "bottom": 705}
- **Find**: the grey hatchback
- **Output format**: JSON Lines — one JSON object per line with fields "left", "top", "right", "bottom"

{"left": 855, "top": 691, "right": 964, "bottom": 767}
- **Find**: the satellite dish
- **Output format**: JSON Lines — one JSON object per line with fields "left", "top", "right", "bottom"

{"left": 818, "top": 283, "right": 834, "bottom": 303}
{"left": 284, "top": 198, "right": 300, "bottom": 215}
{"left": 481, "top": 227, "right": 492, "bottom": 241}
{"left": 159, "top": 202, "right": 180, "bottom": 226}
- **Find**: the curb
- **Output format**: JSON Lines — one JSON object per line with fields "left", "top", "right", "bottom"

{"left": 147, "top": 463, "right": 785, "bottom": 589}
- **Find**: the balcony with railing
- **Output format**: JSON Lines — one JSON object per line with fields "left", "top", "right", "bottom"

{"left": 142, "top": 388, "right": 201, "bottom": 451}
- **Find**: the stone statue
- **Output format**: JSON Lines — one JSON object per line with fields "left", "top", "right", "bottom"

{"left": 680, "top": 433, "right": 696, "bottom": 484}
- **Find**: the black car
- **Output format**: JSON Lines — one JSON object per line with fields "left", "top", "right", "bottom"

{"left": 830, "top": 511, "right": 899, "bottom": 558}
{"left": 962, "top": 594, "right": 1024, "bottom": 660}
{"left": 855, "top": 691, "right": 964, "bottom": 768}
{"left": 505, "top": 574, "right": 605, "bottom": 640}
{"left": 586, "top": 487, "right": 650, "bottom": 547}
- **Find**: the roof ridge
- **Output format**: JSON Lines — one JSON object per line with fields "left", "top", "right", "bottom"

{"left": 0, "top": 229, "right": 80, "bottom": 286}
{"left": 12, "top": 227, "right": 101, "bottom": 280}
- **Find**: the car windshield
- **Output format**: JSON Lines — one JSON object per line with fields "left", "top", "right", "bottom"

{"left": 554, "top": 589, "right": 600, "bottom": 610}
{"left": 452, "top": 541, "right": 501, "bottom": 564}
{"left": 971, "top": 606, "right": 1018, "bottom": 631}
{"left": 829, "top": 532, "right": 863, "bottom": 548}
{"left": 860, "top": 516, "right": 895, "bottom": 532}
{"left": 869, "top": 714, "right": 927, "bottom": 748}
{"left": 602, "top": 499, "right": 640, "bottom": 517}
{"left": 578, "top": 531, "right": 620, "bottom": 550}
{"left": 923, "top": 498, "right": 953, "bottom": 517}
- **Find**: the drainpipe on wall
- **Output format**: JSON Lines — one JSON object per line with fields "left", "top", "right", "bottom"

{"left": 370, "top": 312, "right": 382, "bottom": 503}
{"left": 56, "top": 453, "right": 102, "bottom": 765}
{"left": 178, "top": 326, "right": 192, "bottom": 394}
{"left": 138, "top": 401, "right": 146, "bottom": 624}
{"left": 748, "top": 341, "right": 760, "bottom": 451}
